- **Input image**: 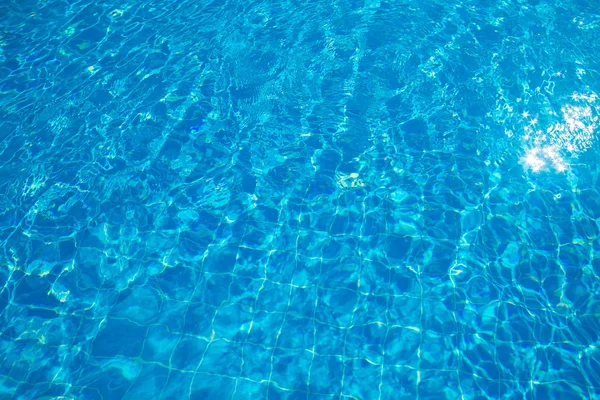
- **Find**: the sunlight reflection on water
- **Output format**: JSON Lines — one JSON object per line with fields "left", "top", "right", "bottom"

{"left": 522, "top": 91, "right": 599, "bottom": 173}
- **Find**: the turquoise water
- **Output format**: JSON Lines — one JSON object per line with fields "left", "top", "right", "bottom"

{"left": 1, "top": 0, "right": 600, "bottom": 398}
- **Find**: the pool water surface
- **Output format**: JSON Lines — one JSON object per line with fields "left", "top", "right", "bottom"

{"left": 1, "top": 0, "right": 600, "bottom": 399}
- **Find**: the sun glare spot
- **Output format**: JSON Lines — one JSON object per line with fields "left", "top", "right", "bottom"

{"left": 522, "top": 91, "right": 598, "bottom": 173}
{"left": 523, "top": 149, "right": 545, "bottom": 172}
{"left": 522, "top": 146, "right": 567, "bottom": 173}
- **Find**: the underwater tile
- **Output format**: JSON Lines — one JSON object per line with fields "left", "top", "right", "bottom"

{"left": 419, "top": 330, "right": 459, "bottom": 370}
{"left": 344, "top": 322, "right": 387, "bottom": 364}
{"left": 193, "top": 273, "right": 232, "bottom": 307}
{"left": 253, "top": 280, "right": 291, "bottom": 313}
{"left": 313, "top": 287, "right": 359, "bottom": 327}
{"left": 287, "top": 285, "right": 318, "bottom": 317}
{"left": 122, "top": 364, "right": 169, "bottom": 400}
{"left": 270, "top": 348, "right": 311, "bottom": 391}
{"left": 245, "top": 310, "right": 286, "bottom": 348}
{"left": 380, "top": 365, "right": 418, "bottom": 399}
{"left": 231, "top": 379, "right": 269, "bottom": 399}
{"left": 190, "top": 374, "right": 236, "bottom": 399}
{"left": 341, "top": 358, "right": 382, "bottom": 400}
{"left": 212, "top": 303, "right": 254, "bottom": 341}
{"left": 240, "top": 343, "right": 273, "bottom": 381}
{"left": 202, "top": 243, "right": 239, "bottom": 274}
{"left": 383, "top": 326, "right": 421, "bottom": 368}
{"left": 276, "top": 314, "right": 314, "bottom": 350}
{"left": 110, "top": 286, "right": 162, "bottom": 325}
{"left": 308, "top": 354, "right": 343, "bottom": 394}
{"left": 140, "top": 324, "right": 179, "bottom": 364}
{"left": 171, "top": 336, "right": 209, "bottom": 371}
{"left": 196, "top": 339, "right": 242, "bottom": 376}
{"left": 313, "top": 322, "right": 346, "bottom": 356}
{"left": 91, "top": 318, "right": 147, "bottom": 358}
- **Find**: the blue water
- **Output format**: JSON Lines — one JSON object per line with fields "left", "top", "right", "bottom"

{"left": 1, "top": 0, "right": 600, "bottom": 399}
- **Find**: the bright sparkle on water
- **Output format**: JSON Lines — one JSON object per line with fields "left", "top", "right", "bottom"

{"left": 522, "top": 91, "right": 598, "bottom": 173}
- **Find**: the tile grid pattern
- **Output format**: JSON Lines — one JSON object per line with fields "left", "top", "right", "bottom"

{"left": 1, "top": 0, "right": 600, "bottom": 399}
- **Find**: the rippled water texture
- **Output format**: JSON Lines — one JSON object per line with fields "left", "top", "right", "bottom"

{"left": 1, "top": 0, "right": 600, "bottom": 399}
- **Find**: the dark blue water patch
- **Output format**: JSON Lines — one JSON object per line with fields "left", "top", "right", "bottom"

{"left": 91, "top": 318, "right": 147, "bottom": 358}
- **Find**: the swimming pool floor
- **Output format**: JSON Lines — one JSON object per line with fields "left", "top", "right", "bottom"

{"left": 1, "top": 0, "right": 600, "bottom": 399}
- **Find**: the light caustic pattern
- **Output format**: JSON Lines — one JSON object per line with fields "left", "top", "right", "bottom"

{"left": 1, "top": 1, "right": 600, "bottom": 400}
